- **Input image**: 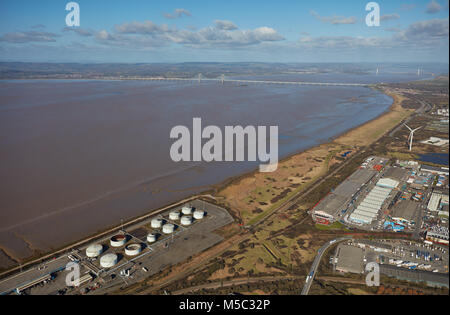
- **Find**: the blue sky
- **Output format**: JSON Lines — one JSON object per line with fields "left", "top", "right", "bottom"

{"left": 0, "top": 0, "right": 448, "bottom": 63}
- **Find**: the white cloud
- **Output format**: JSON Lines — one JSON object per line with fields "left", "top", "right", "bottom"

{"left": 297, "top": 18, "right": 449, "bottom": 51}
{"left": 115, "top": 21, "right": 172, "bottom": 35}
{"left": 310, "top": 10, "right": 357, "bottom": 25}
{"left": 164, "top": 8, "right": 191, "bottom": 19}
{"left": 105, "top": 20, "right": 284, "bottom": 48}
{"left": 381, "top": 13, "right": 401, "bottom": 21}
{"left": 214, "top": 20, "right": 238, "bottom": 30}
{"left": 0, "top": 31, "right": 59, "bottom": 43}
{"left": 426, "top": 0, "right": 443, "bottom": 13}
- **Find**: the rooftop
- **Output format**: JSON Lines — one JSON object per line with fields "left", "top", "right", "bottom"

{"left": 384, "top": 167, "right": 409, "bottom": 182}
{"left": 391, "top": 200, "right": 417, "bottom": 222}
{"left": 336, "top": 245, "right": 364, "bottom": 274}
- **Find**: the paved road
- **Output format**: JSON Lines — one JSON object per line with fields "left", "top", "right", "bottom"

{"left": 388, "top": 98, "right": 429, "bottom": 137}
{"left": 301, "top": 237, "right": 353, "bottom": 295}
{"left": 100, "top": 76, "right": 369, "bottom": 87}
{"left": 0, "top": 256, "right": 69, "bottom": 295}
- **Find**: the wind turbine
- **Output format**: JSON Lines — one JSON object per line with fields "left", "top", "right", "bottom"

{"left": 404, "top": 124, "right": 421, "bottom": 151}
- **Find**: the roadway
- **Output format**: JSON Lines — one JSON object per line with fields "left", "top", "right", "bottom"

{"left": 301, "top": 237, "right": 353, "bottom": 295}
{"left": 0, "top": 255, "right": 70, "bottom": 295}
{"left": 101, "top": 76, "right": 369, "bottom": 87}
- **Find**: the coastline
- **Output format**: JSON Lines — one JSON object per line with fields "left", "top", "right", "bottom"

{"left": 214, "top": 85, "right": 413, "bottom": 225}
{"left": 0, "top": 83, "right": 412, "bottom": 274}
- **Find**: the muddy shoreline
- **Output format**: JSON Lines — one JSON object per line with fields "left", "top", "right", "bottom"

{"left": 0, "top": 82, "right": 396, "bottom": 269}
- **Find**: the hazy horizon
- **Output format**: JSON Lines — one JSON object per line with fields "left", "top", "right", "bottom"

{"left": 1, "top": 0, "right": 448, "bottom": 63}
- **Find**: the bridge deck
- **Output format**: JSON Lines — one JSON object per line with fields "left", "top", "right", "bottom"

{"left": 107, "top": 77, "right": 369, "bottom": 87}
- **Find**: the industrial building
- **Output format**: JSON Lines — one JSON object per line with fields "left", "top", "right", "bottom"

{"left": 426, "top": 227, "right": 449, "bottom": 246}
{"left": 380, "top": 264, "right": 449, "bottom": 288}
{"left": 349, "top": 178, "right": 398, "bottom": 225}
{"left": 312, "top": 168, "right": 377, "bottom": 225}
{"left": 390, "top": 200, "right": 418, "bottom": 227}
{"left": 421, "top": 165, "right": 449, "bottom": 176}
{"left": 335, "top": 244, "right": 365, "bottom": 274}
{"left": 427, "top": 191, "right": 450, "bottom": 213}
{"left": 383, "top": 167, "right": 409, "bottom": 182}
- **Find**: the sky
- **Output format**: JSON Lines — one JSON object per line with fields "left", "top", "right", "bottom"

{"left": 0, "top": 0, "right": 448, "bottom": 63}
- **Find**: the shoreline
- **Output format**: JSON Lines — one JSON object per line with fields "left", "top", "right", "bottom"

{"left": 0, "top": 83, "right": 409, "bottom": 275}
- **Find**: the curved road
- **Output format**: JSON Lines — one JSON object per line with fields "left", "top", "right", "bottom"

{"left": 301, "top": 237, "right": 353, "bottom": 295}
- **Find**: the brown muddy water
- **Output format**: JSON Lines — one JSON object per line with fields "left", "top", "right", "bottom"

{"left": 0, "top": 79, "right": 392, "bottom": 265}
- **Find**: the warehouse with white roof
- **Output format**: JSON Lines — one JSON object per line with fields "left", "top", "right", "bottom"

{"left": 349, "top": 177, "right": 399, "bottom": 225}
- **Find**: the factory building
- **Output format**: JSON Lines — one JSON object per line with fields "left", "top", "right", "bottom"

{"left": 421, "top": 165, "right": 449, "bottom": 176}
{"left": 376, "top": 178, "right": 399, "bottom": 189}
{"left": 425, "top": 227, "right": 449, "bottom": 246}
{"left": 390, "top": 200, "right": 417, "bottom": 227}
{"left": 335, "top": 245, "right": 365, "bottom": 274}
{"left": 349, "top": 178, "right": 397, "bottom": 225}
{"left": 427, "top": 191, "right": 450, "bottom": 213}
{"left": 311, "top": 168, "right": 377, "bottom": 225}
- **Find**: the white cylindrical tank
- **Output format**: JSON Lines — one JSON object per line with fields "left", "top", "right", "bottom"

{"left": 151, "top": 218, "right": 163, "bottom": 229}
{"left": 125, "top": 244, "right": 142, "bottom": 256}
{"left": 193, "top": 210, "right": 205, "bottom": 220}
{"left": 110, "top": 235, "right": 127, "bottom": 247}
{"left": 86, "top": 244, "right": 103, "bottom": 258}
{"left": 147, "top": 233, "right": 157, "bottom": 243}
{"left": 100, "top": 253, "right": 118, "bottom": 268}
{"left": 181, "top": 206, "right": 193, "bottom": 215}
{"left": 169, "top": 211, "right": 181, "bottom": 221}
{"left": 162, "top": 223, "right": 175, "bottom": 234}
{"left": 181, "top": 215, "right": 192, "bottom": 226}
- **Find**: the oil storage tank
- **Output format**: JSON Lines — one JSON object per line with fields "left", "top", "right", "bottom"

{"left": 125, "top": 244, "right": 142, "bottom": 256}
{"left": 181, "top": 216, "right": 192, "bottom": 226}
{"left": 151, "top": 218, "right": 163, "bottom": 229}
{"left": 110, "top": 235, "right": 127, "bottom": 247}
{"left": 162, "top": 223, "right": 175, "bottom": 234}
{"left": 181, "top": 206, "right": 193, "bottom": 215}
{"left": 147, "top": 233, "right": 157, "bottom": 243}
{"left": 100, "top": 253, "right": 118, "bottom": 268}
{"left": 193, "top": 210, "right": 205, "bottom": 220}
{"left": 169, "top": 211, "right": 181, "bottom": 221}
{"left": 86, "top": 244, "right": 103, "bottom": 258}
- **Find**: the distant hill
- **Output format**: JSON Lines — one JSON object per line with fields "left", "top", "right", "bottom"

{"left": 0, "top": 62, "right": 375, "bottom": 79}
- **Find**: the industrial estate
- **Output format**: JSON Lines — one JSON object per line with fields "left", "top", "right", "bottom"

{"left": 0, "top": 73, "right": 448, "bottom": 296}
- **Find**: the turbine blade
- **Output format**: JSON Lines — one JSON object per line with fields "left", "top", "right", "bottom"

{"left": 403, "top": 123, "right": 412, "bottom": 132}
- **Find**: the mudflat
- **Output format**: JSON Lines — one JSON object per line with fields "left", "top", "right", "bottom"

{"left": 0, "top": 79, "right": 392, "bottom": 266}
